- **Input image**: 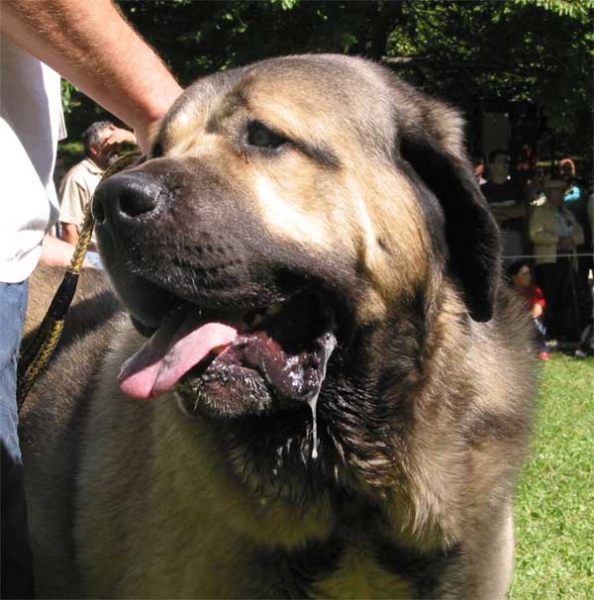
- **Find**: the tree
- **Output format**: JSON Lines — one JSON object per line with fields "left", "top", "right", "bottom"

{"left": 60, "top": 1, "right": 592, "bottom": 175}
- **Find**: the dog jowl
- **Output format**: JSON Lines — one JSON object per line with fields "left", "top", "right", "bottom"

{"left": 22, "top": 54, "right": 536, "bottom": 599}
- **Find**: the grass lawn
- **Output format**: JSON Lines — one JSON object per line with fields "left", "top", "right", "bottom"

{"left": 510, "top": 352, "right": 594, "bottom": 599}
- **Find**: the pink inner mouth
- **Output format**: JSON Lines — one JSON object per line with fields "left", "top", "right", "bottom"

{"left": 118, "top": 307, "right": 238, "bottom": 399}
{"left": 118, "top": 297, "right": 337, "bottom": 405}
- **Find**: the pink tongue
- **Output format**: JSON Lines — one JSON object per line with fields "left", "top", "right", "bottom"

{"left": 118, "top": 308, "right": 238, "bottom": 399}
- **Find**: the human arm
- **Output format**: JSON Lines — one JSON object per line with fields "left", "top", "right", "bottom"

{"left": 97, "top": 126, "right": 138, "bottom": 165}
{"left": 101, "top": 126, "right": 137, "bottom": 152}
{"left": 529, "top": 206, "right": 559, "bottom": 246}
{"left": 60, "top": 223, "right": 80, "bottom": 248}
{"left": 58, "top": 172, "right": 88, "bottom": 247}
{"left": 482, "top": 181, "right": 527, "bottom": 223}
{"left": 40, "top": 236, "right": 92, "bottom": 268}
{"left": 489, "top": 204, "right": 526, "bottom": 224}
{"left": 1, "top": 0, "right": 183, "bottom": 152}
{"left": 555, "top": 211, "right": 585, "bottom": 250}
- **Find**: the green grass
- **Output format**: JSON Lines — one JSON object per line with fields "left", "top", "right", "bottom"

{"left": 511, "top": 353, "right": 594, "bottom": 599}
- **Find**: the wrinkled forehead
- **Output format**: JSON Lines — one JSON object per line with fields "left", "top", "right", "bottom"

{"left": 159, "top": 56, "right": 397, "bottom": 156}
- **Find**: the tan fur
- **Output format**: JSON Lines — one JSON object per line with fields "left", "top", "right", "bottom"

{"left": 21, "top": 55, "right": 535, "bottom": 599}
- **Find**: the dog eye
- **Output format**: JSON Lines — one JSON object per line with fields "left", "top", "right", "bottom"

{"left": 247, "top": 122, "right": 287, "bottom": 150}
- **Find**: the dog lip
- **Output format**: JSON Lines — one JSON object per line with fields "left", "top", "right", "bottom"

{"left": 212, "top": 327, "right": 336, "bottom": 400}
{"left": 122, "top": 279, "right": 342, "bottom": 405}
{"left": 176, "top": 290, "right": 338, "bottom": 417}
{"left": 120, "top": 306, "right": 241, "bottom": 399}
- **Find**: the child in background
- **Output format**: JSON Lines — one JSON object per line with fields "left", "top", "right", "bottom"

{"left": 507, "top": 261, "right": 551, "bottom": 360}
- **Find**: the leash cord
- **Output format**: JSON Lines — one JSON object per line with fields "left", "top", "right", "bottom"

{"left": 16, "top": 151, "right": 141, "bottom": 410}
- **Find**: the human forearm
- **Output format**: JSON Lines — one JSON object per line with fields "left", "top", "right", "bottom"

{"left": 41, "top": 235, "right": 92, "bottom": 268}
{"left": 60, "top": 223, "right": 80, "bottom": 248}
{"left": 529, "top": 225, "right": 558, "bottom": 246}
{"left": 1, "top": 0, "right": 182, "bottom": 152}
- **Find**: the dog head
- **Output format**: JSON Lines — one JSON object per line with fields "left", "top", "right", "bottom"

{"left": 92, "top": 54, "right": 500, "bottom": 503}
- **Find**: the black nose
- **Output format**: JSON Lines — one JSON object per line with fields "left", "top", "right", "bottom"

{"left": 92, "top": 172, "right": 163, "bottom": 226}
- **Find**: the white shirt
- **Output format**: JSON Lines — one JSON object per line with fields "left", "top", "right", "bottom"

{"left": 0, "top": 35, "right": 66, "bottom": 282}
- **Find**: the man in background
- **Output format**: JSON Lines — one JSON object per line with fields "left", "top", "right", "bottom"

{"left": 59, "top": 121, "right": 136, "bottom": 266}
{"left": 529, "top": 176, "right": 584, "bottom": 341}
{"left": 480, "top": 149, "right": 527, "bottom": 262}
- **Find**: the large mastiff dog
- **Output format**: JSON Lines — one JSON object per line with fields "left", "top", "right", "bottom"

{"left": 21, "top": 55, "right": 535, "bottom": 598}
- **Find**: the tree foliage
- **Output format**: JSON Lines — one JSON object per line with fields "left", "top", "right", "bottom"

{"left": 61, "top": 0, "right": 592, "bottom": 168}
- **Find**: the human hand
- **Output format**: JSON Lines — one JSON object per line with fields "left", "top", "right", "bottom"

{"left": 98, "top": 126, "right": 138, "bottom": 165}
{"left": 133, "top": 120, "right": 163, "bottom": 155}
{"left": 40, "top": 235, "right": 94, "bottom": 269}
{"left": 2, "top": 0, "right": 182, "bottom": 156}
{"left": 102, "top": 126, "right": 137, "bottom": 148}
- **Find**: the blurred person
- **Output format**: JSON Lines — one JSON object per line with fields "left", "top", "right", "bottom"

{"left": 525, "top": 166, "right": 547, "bottom": 205}
{"left": 559, "top": 158, "right": 579, "bottom": 199}
{"left": 574, "top": 189, "right": 594, "bottom": 358}
{"left": 507, "top": 261, "right": 551, "bottom": 360}
{"left": 480, "top": 149, "right": 527, "bottom": 261}
{"left": 472, "top": 155, "right": 486, "bottom": 185}
{"left": 560, "top": 158, "right": 585, "bottom": 219}
{"left": 481, "top": 149, "right": 524, "bottom": 204}
{"left": 59, "top": 120, "right": 137, "bottom": 267}
{"left": 529, "top": 176, "right": 584, "bottom": 341}
{"left": 0, "top": 1, "right": 182, "bottom": 596}
{"left": 559, "top": 159, "right": 591, "bottom": 322}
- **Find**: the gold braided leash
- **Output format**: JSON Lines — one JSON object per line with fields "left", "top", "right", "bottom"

{"left": 17, "top": 151, "right": 141, "bottom": 409}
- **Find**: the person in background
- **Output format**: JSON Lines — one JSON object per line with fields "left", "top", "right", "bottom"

{"left": 480, "top": 149, "right": 527, "bottom": 262}
{"left": 559, "top": 158, "right": 582, "bottom": 204}
{"left": 529, "top": 176, "right": 584, "bottom": 342}
{"left": 472, "top": 155, "right": 487, "bottom": 185}
{"left": 559, "top": 158, "right": 592, "bottom": 325}
{"left": 525, "top": 165, "right": 547, "bottom": 205}
{"left": 574, "top": 190, "right": 594, "bottom": 358}
{"left": 481, "top": 149, "right": 524, "bottom": 204}
{"left": 1, "top": 1, "right": 182, "bottom": 596}
{"left": 59, "top": 120, "right": 137, "bottom": 267}
{"left": 507, "top": 261, "right": 551, "bottom": 360}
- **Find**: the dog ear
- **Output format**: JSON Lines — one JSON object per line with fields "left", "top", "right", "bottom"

{"left": 398, "top": 101, "right": 501, "bottom": 322}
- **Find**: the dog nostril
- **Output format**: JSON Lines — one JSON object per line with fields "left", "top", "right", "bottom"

{"left": 119, "top": 187, "right": 158, "bottom": 218}
{"left": 91, "top": 174, "right": 162, "bottom": 225}
{"left": 114, "top": 178, "right": 162, "bottom": 219}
